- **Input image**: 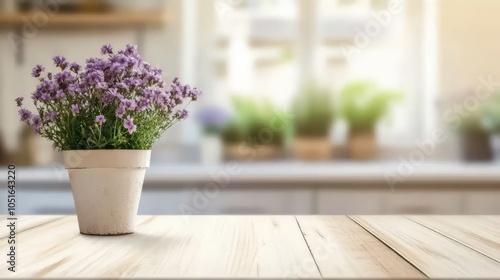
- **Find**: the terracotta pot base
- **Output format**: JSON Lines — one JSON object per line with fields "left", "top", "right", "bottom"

{"left": 224, "top": 144, "right": 281, "bottom": 161}
{"left": 293, "top": 137, "right": 332, "bottom": 161}
{"left": 348, "top": 131, "right": 377, "bottom": 160}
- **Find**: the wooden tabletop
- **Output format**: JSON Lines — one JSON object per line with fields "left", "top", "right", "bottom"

{"left": 0, "top": 216, "right": 499, "bottom": 279}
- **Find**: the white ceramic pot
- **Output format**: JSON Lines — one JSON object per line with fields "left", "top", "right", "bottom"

{"left": 63, "top": 150, "right": 151, "bottom": 235}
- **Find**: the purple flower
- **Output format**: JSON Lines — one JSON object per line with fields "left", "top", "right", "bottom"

{"left": 124, "top": 44, "right": 138, "bottom": 56}
{"left": 126, "top": 56, "right": 138, "bottom": 67}
{"left": 116, "top": 105, "right": 126, "bottom": 118}
{"left": 174, "top": 109, "right": 189, "bottom": 120}
{"left": 55, "top": 71, "right": 73, "bottom": 84}
{"left": 110, "top": 62, "right": 126, "bottom": 73}
{"left": 123, "top": 116, "right": 136, "bottom": 134}
{"left": 95, "top": 115, "right": 106, "bottom": 124}
{"left": 84, "top": 70, "right": 104, "bottom": 86}
{"left": 124, "top": 77, "right": 141, "bottom": 88}
{"left": 71, "top": 104, "right": 80, "bottom": 115}
{"left": 18, "top": 108, "right": 32, "bottom": 122}
{"left": 55, "top": 90, "right": 65, "bottom": 99}
{"left": 172, "top": 77, "right": 180, "bottom": 86}
{"left": 45, "top": 111, "right": 57, "bottom": 122}
{"left": 110, "top": 54, "right": 128, "bottom": 65}
{"left": 20, "top": 44, "right": 201, "bottom": 149}
{"left": 53, "top": 56, "right": 69, "bottom": 69}
{"left": 31, "top": 90, "right": 41, "bottom": 101}
{"left": 69, "top": 62, "right": 81, "bottom": 73}
{"left": 15, "top": 97, "right": 24, "bottom": 107}
{"left": 31, "top": 115, "right": 42, "bottom": 134}
{"left": 31, "top": 65, "right": 45, "bottom": 78}
{"left": 96, "top": 82, "right": 108, "bottom": 90}
{"left": 67, "top": 83, "right": 81, "bottom": 95}
{"left": 182, "top": 84, "right": 191, "bottom": 98}
{"left": 101, "top": 44, "right": 113, "bottom": 55}
{"left": 116, "top": 82, "right": 129, "bottom": 90}
{"left": 107, "top": 88, "right": 118, "bottom": 97}
{"left": 104, "top": 88, "right": 123, "bottom": 103}
{"left": 189, "top": 87, "right": 202, "bottom": 101}
{"left": 136, "top": 97, "right": 150, "bottom": 112}
{"left": 35, "top": 80, "right": 57, "bottom": 97}
{"left": 197, "top": 106, "right": 231, "bottom": 126}
{"left": 41, "top": 93, "right": 51, "bottom": 101}
{"left": 143, "top": 88, "right": 155, "bottom": 101}
{"left": 121, "top": 99, "right": 137, "bottom": 111}
{"left": 170, "top": 85, "right": 182, "bottom": 97}
{"left": 85, "top": 57, "right": 108, "bottom": 72}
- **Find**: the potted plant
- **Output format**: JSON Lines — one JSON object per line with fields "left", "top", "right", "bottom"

{"left": 291, "top": 84, "right": 335, "bottom": 161}
{"left": 481, "top": 93, "right": 500, "bottom": 162}
{"left": 222, "top": 96, "right": 286, "bottom": 161}
{"left": 459, "top": 118, "right": 493, "bottom": 162}
{"left": 15, "top": 44, "right": 200, "bottom": 235}
{"left": 441, "top": 93, "right": 493, "bottom": 162}
{"left": 196, "top": 105, "right": 231, "bottom": 165}
{"left": 339, "top": 81, "right": 401, "bottom": 160}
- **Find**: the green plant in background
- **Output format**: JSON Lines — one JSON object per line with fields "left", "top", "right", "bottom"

{"left": 339, "top": 81, "right": 402, "bottom": 132}
{"left": 292, "top": 84, "right": 335, "bottom": 138}
{"left": 481, "top": 92, "right": 500, "bottom": 134}
{"left": 222, "top": 96, "right": 287, "bottom": 146}
{"left": 441, "top": 93, "right": 488, "bottom": 133}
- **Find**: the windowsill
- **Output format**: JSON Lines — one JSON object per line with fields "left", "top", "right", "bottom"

{"left": 3, "top": 161, "right": 500, "bottom": 189}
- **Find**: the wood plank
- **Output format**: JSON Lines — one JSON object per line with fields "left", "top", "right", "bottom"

{"left": 351, "top": 216, "right": 500, "bottom": 278}
{"left": 296, "top": 216, "right": 425, "bottom": 278}
{"left": 483, "top": 216, "right": 500, "bottom": 224}
{"left": 0, "top": 216, "right": 63, "bottom": 238}
{"left": 0, "top": 216, "right": 320, "bottom": 279}
{"left": 407, "top": 216, "right": 500, "bottom": 262}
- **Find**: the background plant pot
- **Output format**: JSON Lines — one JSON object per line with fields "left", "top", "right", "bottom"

{"left": 292, "top": 137, "right": 332, "bottom": 161}
{"left": 461, "top": 130, "right": 492, "bottom": 162}
{"left": 348, "top": 129, "right": 377, "bottom": 160}
{"left": 63, "top": 150, "right": 151, "bottom": 235}
{"left": 490, "top": 134, "right": 500, "bottom": 162}
{"left": 224, "top": 144, "right": 281, "bottom": 161}
{"left": 201, "top": 134, "right": 223, "bottom": 165}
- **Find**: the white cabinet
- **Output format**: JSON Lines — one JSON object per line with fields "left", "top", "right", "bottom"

{"left": 8, "top": 184, "right": 500, "bottom": 215}
{"left": 17, "top": 189, "right": 76, "bottom": 214}
{"left": 193, "top": 189, "right": 314, "bottom": 214}
{"left": 317, "top": 189, "right": 464, "bottom": 214}
{"left": 138, "top": 189, "right": 192, "bottom": 215}
{"left": 317, "top": 190, "right": 382, "bottom": 214}
{"left": 463, "top": 191, "right": 500, "bottom": 214}
{"left": 380, "top": 191, "right": 462, "bottom": 214}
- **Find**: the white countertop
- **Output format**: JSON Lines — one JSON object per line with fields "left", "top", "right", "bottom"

{"left": 4, "top": 162, "right": 500, "bottom": 188}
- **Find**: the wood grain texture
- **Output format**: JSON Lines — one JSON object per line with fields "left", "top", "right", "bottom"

{"left": 351, "top": 216, "right": 500, "bottom": 278}
{"left": 484, "top": 216, "right": 500, "bottom": 223}
{"left": 0, "top": 216, "right": 320, "bottom": 279}
{"left": 296, "top": 216, "right": 425, "bottom": 278}
{"left": 0, "top": 216, "right": 63, "bottom": 238}
{"left": 407, "top": 216, "right": 500, "bottom": 262}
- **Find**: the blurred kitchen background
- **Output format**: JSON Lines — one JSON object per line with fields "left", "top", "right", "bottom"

{"left": 0, "top": 0, "right": 499, "bottom": 215}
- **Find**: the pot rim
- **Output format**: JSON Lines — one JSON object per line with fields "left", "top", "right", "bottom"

{"left": 63, "top": 149, "right": 151, "bottom": 169}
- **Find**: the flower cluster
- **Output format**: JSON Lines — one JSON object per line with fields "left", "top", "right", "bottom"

{"left": 16, "top": 44, "right": 201, "bottom": 150}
